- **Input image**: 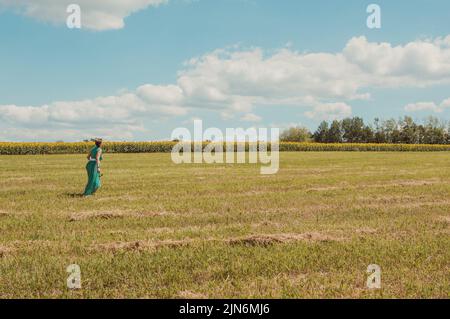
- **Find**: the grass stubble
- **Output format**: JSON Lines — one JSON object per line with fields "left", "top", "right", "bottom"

{"left": 0, "top": 152, "right": 449, "bottom": 298}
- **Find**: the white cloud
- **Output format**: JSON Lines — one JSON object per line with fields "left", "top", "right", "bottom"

{"left": 0, "top": 0, "right": 167, "bottom": 30}
{"left": 404, "top": 98, "right": 450, "bottom": 113}
{"left": 304, "top": 103, "right": 352, "bottom": 121}
{"left": 433, "top": 35, "right": 450, "bottom": 48}
{"left": 137, "top": 84, "right": 183, "bottom": 105}
{"left": 343, "top": 36, "right": 450, "bottom": 86}
{"left": 187, "top": 36, "right": 449, "bottom": 97}
{"left": 240, "top": 113, "right": 262, "bottom": 122}
{"left": 404, "top": 102, "right": 441, "bottom": 113}
{"left": 441, "top": 98, "right": 450, "bottom": 108}
{"left": 0, "top": 90, "right": 186, "bottom": 141}
{"left": 3, "top": 35, "right": 450, "bottom": 140}
{"left": 178, "top": 48, "right": 365, "bottom": 105}
{"left": 176, "top": 35, "right": 450, "bottom": 115}
{"left": 0, "top": 124, "right": 145, "bottom": 142}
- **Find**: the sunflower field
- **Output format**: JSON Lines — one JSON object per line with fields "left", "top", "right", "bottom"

{"left": 1, "top": 141, "right": 450, "bottom": 155}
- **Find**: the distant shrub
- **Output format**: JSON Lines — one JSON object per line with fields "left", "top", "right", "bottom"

{"left": 280, "top": 127, "right": 312, "bottom": 142}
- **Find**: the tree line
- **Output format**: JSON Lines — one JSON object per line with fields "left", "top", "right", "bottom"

{"left": 280, "top": 116, "right": 450, "bottom": 144}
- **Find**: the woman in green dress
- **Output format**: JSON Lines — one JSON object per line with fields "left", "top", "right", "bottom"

{"left": 83, "top": 138, "right": 103, "bottom": 196}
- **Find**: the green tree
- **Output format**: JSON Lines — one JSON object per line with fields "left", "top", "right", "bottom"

{"left": 399, "top": 116, "right": 419, "bottom": 144}
{"left": 313, "top": 121, "right": 329, "bottom": 143}
{"left": 362, "top": 125, "right": 375, "bottom": 143}
{"left": 326, "top": 120, "right": 343, "bottom": 143}
{"left": 373, "top": 118, "right": 386, "bottom": 143}
{"left": 342, "top": 117, "right": 366, "bottom": 143}
{"left": 382, "top": 119, "right": 399, "bottom": 143}
{"left": 309, "top": 116, "right": 448, "bottom": 144}
{"left": 423, "top": 116, "right": 446, "bottom": 144}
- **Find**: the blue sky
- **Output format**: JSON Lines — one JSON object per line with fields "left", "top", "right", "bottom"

{"left": 0, "top": 0, "right": 449, "bottom": 141}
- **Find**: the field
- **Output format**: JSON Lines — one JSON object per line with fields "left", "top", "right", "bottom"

{"left": 0, "top": 152, "right": 449, "bottom": 298}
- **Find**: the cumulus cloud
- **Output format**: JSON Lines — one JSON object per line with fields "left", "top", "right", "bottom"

{"left": 404, "top": 98, "right": 450, "bottom": 113}
{"left": 0, "top": 125, "right": 144, "bottom": 142}
{"left": 178, "top": 48, "right": 365, "bottom": 105}
{"left": 137, "top": 84, "right": 184, "bottom": 105}
{"left": 0, "top": 0, "right": 167, "bottom": 30}
{"left": 240, "top": 113, "right": 262, "bottom": 122}
{"left": 441, "top": 98, "right": 450, "bottom": 108}
{"left": 3, "top": 35, "right": 450, "bottom": 140}
{"left": 343, "top": 36, "right": 450, "bottom": 87}
{"left": 173, "top": 35, "right": 450, "bottom": 119}
{"left": 2, "top": 90, "right": 189, "bottom": 124}
{"left": 0, "top": 91, "right": 185, "bottom": 141}
{"left": 304, "top": 103, "right": 352, "bottom": 121}
{"left": 404, "top": 102, "right": 441, "bottom": 113}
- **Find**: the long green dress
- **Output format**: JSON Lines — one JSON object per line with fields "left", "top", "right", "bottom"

{"left": 83, "top": 146, "right": 103, "bottom": 196}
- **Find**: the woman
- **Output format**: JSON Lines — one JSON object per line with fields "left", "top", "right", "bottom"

{"left": 83, "top": 138, "right": 103, "bottom": 196}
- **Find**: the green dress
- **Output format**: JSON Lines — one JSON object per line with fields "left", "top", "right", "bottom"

{"left": 83, "top": 146, "right": 103, "bottom": 196}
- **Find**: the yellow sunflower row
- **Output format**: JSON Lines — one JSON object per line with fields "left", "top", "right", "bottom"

{"left": 1, "top": 141, "right": 449, "bottom": 155}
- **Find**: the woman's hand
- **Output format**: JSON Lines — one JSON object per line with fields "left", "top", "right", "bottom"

{"left": 96, "top": 149, "right": 102, "bottom": 174}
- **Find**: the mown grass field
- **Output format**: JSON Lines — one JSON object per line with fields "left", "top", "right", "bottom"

{"left": 0, "top": 152, "right": 449, "bottom": 298}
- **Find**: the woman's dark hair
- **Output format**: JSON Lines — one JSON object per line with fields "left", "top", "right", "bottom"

{"left": 95, "top": 140, "right": 102, "bottom": 147}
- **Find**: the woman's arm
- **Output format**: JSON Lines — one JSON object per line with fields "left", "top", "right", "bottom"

{"left": 96, "top": 149, "right": 102, "bottom": 172}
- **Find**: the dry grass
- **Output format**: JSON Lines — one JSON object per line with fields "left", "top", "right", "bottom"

{"left": 228, "top": 232, "right": 344, "bottom": 246}
{"left": 0, "top": 152, "right": 449, "bottom": 298}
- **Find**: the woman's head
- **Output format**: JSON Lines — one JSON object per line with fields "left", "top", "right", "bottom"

{"left": 94, "top": 138, "right": 103, "bottom": 147}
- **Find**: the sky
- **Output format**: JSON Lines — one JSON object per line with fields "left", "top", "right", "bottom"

{"left": 0, "top": 0, "right": 450, "bottom": 141}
